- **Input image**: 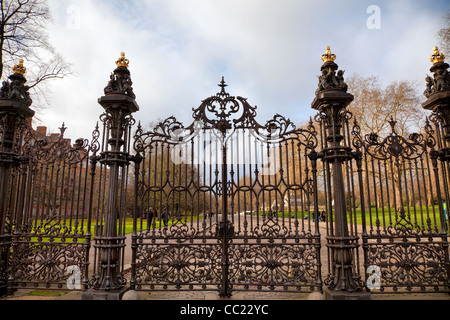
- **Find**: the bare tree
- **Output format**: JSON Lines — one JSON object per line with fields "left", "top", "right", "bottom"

{"left": 346, "top": 74, "right": 424, "bottom": 137}
{"left": 438, "top": 10, "right": 450, "bottom": 56}
{"left": 0, "top": 0, "right": 72, "bottom": 109}
{"left": 346, "top": 74, "right": 427, "bottom": 211}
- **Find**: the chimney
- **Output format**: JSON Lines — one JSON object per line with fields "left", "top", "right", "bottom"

{"left": 36, "top": 126, "right": 47, "bottom": 137}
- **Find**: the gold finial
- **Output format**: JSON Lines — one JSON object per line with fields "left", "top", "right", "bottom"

{"left": 13, "top": 59, "right": 26, "bottom": 75}
{"left": 116, "top": 52, "right": 130, "bottom": 68}
{"left": 430, "top": 46, "right": 445, "bottom": 64}
{"left": 321, "top": 46, "right": 336, "bottom": 64}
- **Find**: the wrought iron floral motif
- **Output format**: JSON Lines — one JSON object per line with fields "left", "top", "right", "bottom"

{"left": 12, "top": 242, "right": 86, "bottom": 288}
{"left": 253, "top": 215, "right": 289, "bottom": 239}
{"left": 192, "top": 77, "right": 259, "bottom": 134}
{"left": 367, "top": 243, "right": 448, "bottom": 292}
{"left": 133, "top": 245, "right": 223, "bottom": 290}
{"left": 364, "top": 118, "right": 427, "bottom": 161}
{"left": 228, "top": 244, "right": 319, "bottom": 291}
{"left": 161, "top": 220, "right": 197, "bottom": 240}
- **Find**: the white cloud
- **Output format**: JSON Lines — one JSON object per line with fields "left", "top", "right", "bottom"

{"left": 32, "top": 0, "right": 448, "bottom": 143}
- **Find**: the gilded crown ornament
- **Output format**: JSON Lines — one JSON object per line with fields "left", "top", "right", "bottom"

{"left": 104, "top": 52, "right": 136, "bottom": 99}
{"left": 423, "top": 46, "right": 450, "bottom": 98}
{"left": 315, "top": 46, "right": 348, "bottom": 94}
{"left": 0, "top": 58, "right": 32, "bottom": 105}
{"left": 430, "top": 46, "right": 445, "bottom": 65}
{"left": 321, "top": 46, "right": 336, "bottom": 64}
{"left": 116, "top": 52, "right": 130, "bottom": 68}
{"left": 13, "top": 59, "right": 26, "bottom": 75}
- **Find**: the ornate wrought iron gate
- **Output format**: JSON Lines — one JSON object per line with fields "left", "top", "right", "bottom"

{"left": 1, "top": 47, "right": 450, "bottom": 299}
{"left": 7, "top": 124, "right": 93, "bottom": 291}
{"left": 352, "top": 116, "right": 450, "bottom": 293}
{"left": 0, "top": 61, "right": 95, "bottom": 292}
{"left": 131, "top": 78, "right": 322, "bottom": 297}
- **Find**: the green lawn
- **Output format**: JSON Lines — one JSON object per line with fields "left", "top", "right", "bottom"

{"left": 21, "top": 205, "right": 449, "bottom": 243}
{"left": 25, "top": 215, "right": 200, "bottom": 242}
{"left": 256, "top": 205, "right": 448, "bottom": 232}
{"left": 348, "top": 205, "right": 447, "bottom": 232}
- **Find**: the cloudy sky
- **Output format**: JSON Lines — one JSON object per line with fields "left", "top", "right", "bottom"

{"left": 34, "top": 0, "right": 449, "bottom": 142}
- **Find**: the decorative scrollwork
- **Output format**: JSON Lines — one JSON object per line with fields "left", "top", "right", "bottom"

{"left": 263, "top": 115, "right": 295, "bottom": 141}
{"left": 338, "top": 108, "right": 353, "bottom": 122}
{"left": 254, "top": 215, "right": 289, "bottom": 238}
{"left": 384, "top": 208, "right": 421, "bottom": 237}
{"left": 290, "top": 118, "right": 318, "bottom": 150}
{"left": 134, "top": 244, "right": 222, "bottom": 288}
{"left": 316, "top": 64, "right": 349, "bottom": 94}
{"left": 367, "top": 243, "right": 448, "bottom": 291}
{"left": 90, "top": 122, "right": 101, "bottom": 156}
{"left": 103, "top": 56, "right": 136, "bottom": 99}
{"left": 22, "top": 123, "right": 91, "bottom": 165}
{"left": 134, "top": 77, "right": 318, "bottom": 153}
{"left": 192, "top": 77, "right": 260, "bottom": 134}
{"left": 424, "top": 47, "right": 450, "bottom": 98}
{"left": 364, "top": 118, "right": 427, "bottom": 161}
{"left": 133, "top": 116, "right": 193, "bottom": 155}
{"left": 228, "top": 244, "right": 319, "bottom": 289}
{"left": 351, "top": 118, "right": 364, "bottom": 150}
{"left": 162, "top": 219, "right": 197, "bottom": 239}
{"left": 33, "top": 216, "right": 85, "bottom": 240}
{"left": 424, "top": 112, "right": 442, "bottom": 151}
{"left": 12, "top": 242, "right": 86, "bottom": 286}
{"left": 131, "top": 77, "right": 322, "bottom": 296}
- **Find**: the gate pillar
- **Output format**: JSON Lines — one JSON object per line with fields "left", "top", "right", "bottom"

{"left": 82, "top": 53, "right": 139, "bottom": 300}
{"left": 312, "top": 47, "right": 370, "bottom": 300}
{"left": 422, "top": 46, "right": 450, "bottom": 287}
{"left": 0, "top": 60, "right": 34, "bottom": 296}
{"left": 423, "top": 47, "right": 450, "bottom": 160}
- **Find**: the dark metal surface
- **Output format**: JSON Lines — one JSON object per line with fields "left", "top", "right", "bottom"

{"left": 349, "top": 115, "right": 450, "bottom": 293}
{"left": 5, "top": 122, "right": 93, "bottom": 291}
{"left": 0, "top": 49, "right": 449, "bottom": 299}
{"left": 131, "top": 78, "right": 321, "bottom": 297}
